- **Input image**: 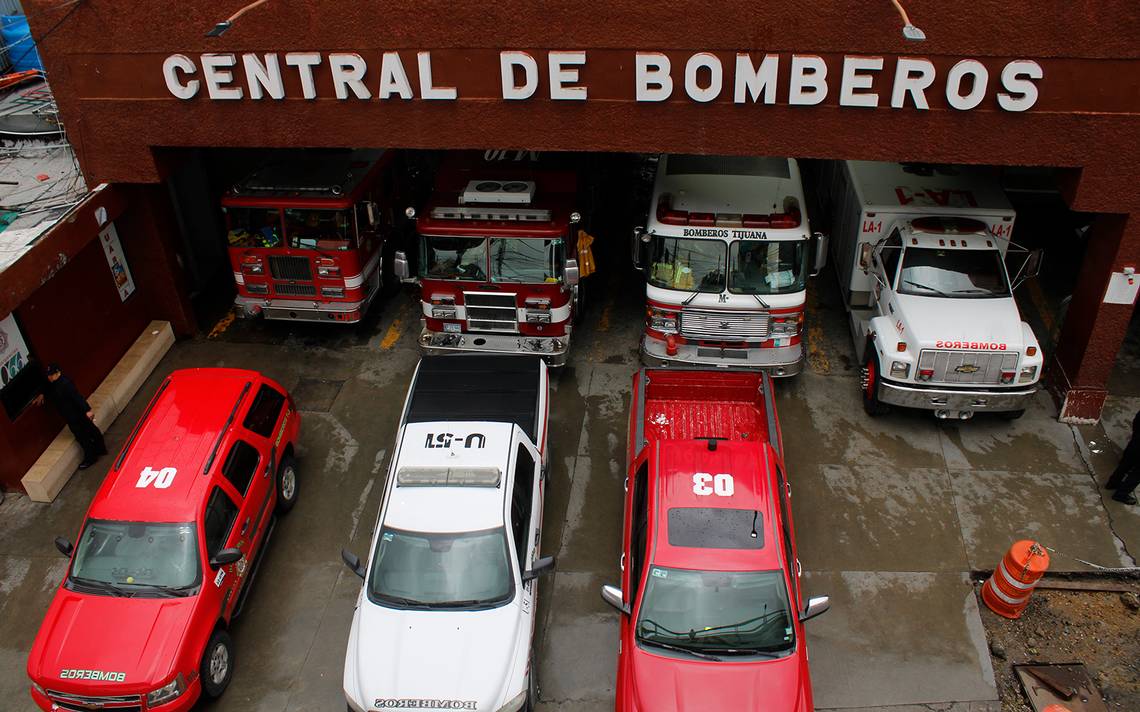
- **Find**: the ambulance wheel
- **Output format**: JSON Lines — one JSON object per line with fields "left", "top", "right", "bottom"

{"left": 200, "top": 629, "right": 234, "bottom": 699}
{"left": 862, "top": 350, "right": 891, "bottom": 417}
{"left": 275, "top": 455, "right": 299, "bottom": 515}
{"left": 999, "top": 409, "right": 1026, "bottom": 421}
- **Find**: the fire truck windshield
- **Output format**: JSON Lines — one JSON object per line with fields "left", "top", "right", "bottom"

{"left": 69, "top": 520, "right": 200, "bottom": 595}
{"left": 729, "top": 240, "right": 808, "bottom": 295}
{"left": 637, "top": 566, "right": 794, "bottom": 657}
{"left": 226, "top": 207, "right": 283, "bottom": 248}
{"left": 283, "top": 208, "right": 353, "bottom": 250}
{"left": 423, "top": 236, "right": 488, "bottom": 281}
{"left": 648, "top": 237, "right": 726, "bottom": 293}
{"left": 897, "top": 247, "right": 1011, "bottom": 298}
{"left": 491, "top": 238, "right": 563, "bottom": 284}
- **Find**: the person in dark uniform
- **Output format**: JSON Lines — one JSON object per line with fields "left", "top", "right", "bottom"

{"left": 1106, "top": 408, "right": 1140, "bottom": 505}
{"left": 34, "top": 363, "right": 107, "bottom": 469}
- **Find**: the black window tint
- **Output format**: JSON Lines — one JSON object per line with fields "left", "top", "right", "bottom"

{"left": 882, "top": 229, "right": 903, "bottom": 285}
{"left": 221, "top": 440, "right": 260, "bottom": 497}
{"left": 510, "top": 444, "right": 535, "bottom": 570}
{"left": 630, "top": 461, "right": 650, "bottom": 602}
{"left": 203, "top": 488, "right": 239, "bottom": 557}
{"left": 243, "top": 384, "right": 286, "bottom": 438}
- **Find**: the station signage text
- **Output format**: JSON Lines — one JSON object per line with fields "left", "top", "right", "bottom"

{"left": 162, "top": 51, "right": 1044, "bottom": 112}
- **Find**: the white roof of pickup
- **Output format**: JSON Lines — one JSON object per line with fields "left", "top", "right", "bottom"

{"left": 653, "top": 155, "right": 805, "bottom": 217}
{"left": 383, "top": 421, "right": 514, "bottom": 533}
{"left": 845, "top": 160, "right": 1013, "bottom": 216}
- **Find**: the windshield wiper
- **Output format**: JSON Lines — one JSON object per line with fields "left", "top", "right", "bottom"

{"left": 431, "top": 598, "right": 498, "bottom": 609}
{"left": 640, "top": 638, "right": 722, "bottom": 662}
{"left": 69, "top": 576, "right": 130, "bottom": 597}
{"left": 750, "top": 293, "right": 770, "bottom": 308}
{"left": 120, "top": 582, "right": 193, "bottom": 598}
{"left": 378, "top": 594, "right": 433, "bottom": 609}
{"left": 714, "top": 646, "right": 787, "bottom": 658}
{"left": 902, "top": 279, "right": 949, "bottom": 296}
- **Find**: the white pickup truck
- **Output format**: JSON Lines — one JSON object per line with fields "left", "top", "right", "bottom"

{"left": 342, "top": 355, "right": 552, "bottom": 712}
{"left": 820, "top": 161, "right": 1043, "bottom": 420}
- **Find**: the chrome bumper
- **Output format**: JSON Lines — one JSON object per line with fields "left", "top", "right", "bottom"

{"left": 641, "top": 336, "right": 804, "bottom": 377}
{"left": 235, "top": 293, "right": 374, "bottom": 323}
{"left": 419, "top": 327, "right": 569, "bottom": 367}
{"left": 878, "top": 379, "right": 1037, "bottom": 414}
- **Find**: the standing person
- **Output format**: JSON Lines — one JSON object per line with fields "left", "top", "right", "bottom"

{"left": 1106, "top": 408, "right": 1140, "bottom": 505}
{"left": 35, "top": 363, "right": 107, "bottom": 470}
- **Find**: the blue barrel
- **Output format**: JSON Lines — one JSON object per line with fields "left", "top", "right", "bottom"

{"left": 1, "top": 15, "right": 44, "bottom": 73}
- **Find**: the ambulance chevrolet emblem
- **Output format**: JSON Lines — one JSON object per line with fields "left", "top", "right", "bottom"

{"left": 955, "top": 364, "right": 981, "bottom": 374}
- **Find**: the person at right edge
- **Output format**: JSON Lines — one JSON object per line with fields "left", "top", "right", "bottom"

{"left": 35, "top": 363, "right": 107, "bottom": 470}
{"left": 1106, "top": 408, "right": 1140, "bottom": 505}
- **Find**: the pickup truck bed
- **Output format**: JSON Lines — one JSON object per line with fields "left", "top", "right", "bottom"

{"left": 637, "top": 370, "right": 777, "bottom": 448}
{"left": 405, "top": 355, "right": 544, "bottom": 442}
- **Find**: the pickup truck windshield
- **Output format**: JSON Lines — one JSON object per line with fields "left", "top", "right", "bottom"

{"left": 730, "top": 240, "right": 807, "bottom": 295}
{"left": 648, "top": 237, "right": 726, "bottom": 293}
{"left": 637, "top": 567, "right": 794, "bottom": 657}
{"left": 491, "top": 238, "right": 563, "bottom": 283}
{"left": 897, "top": 248, "right": 1011, "bottom": 298}
{"left": 69, "top": 520, "right": 199, "bottom": 595}
{"left": 368, "top": 526, "right": 513, "bottom": 609}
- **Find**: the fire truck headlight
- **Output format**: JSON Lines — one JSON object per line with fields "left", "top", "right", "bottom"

{"left": 240, "top": 256, "right": 264, "bottom": 274}
{"left": 526, "top": 311, "right": 552, "bottom": 324}
{"left": 405, "top": 206, "right": 417, "bottom": 219}
{"left": 147, "top": 673, "right": 187, "bottom": 707}
{"left": 431, "top": 306, "right": 458, "bottom": 319}
{"left": 769, "top": 313, "right": 804, "bottom": 337}
{"left": 321, "top": 287, "right": 346, "bottom": 298}
{"left": 648, "top": 307, "right": 678, "bottom": 334}
{"left": 569, "top": 211, "right": 582, "bottom": 225}
{"left": 1019, "top": 365, "right": 1038, "bottom": 383}
{"left": 890, "top": 361, "right": 910, "bottom": 378}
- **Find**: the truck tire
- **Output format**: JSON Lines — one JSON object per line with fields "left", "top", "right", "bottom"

{"left": 861, "top": 350, "right": 891, "bottom": 417}
{"left": 275, "top": 455, "right": 299, "bottom": 516}
{"left": 200, "top": 629, "right": 234, "bottom": 699}
{"left": 999, "top": 409, "right": 1026, "bottom": 421}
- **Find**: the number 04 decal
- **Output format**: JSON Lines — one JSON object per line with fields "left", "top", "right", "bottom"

{"left": 136, "top": 466, "right": 177, "bottom": 489}
{"left": 692, "top": 472, "right": 734, "bottom": 497}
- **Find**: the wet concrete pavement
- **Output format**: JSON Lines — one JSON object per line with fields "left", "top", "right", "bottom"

{"left": 2, "top": 268, "right": 1138, "bottom": 712}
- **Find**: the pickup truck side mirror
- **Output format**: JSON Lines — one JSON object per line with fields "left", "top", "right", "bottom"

{"left": 209, "top": 547, "right": 243, "bottom": 569}
{"left": 522, "top": 555, "right": 556, "bottom": 582}
{"left": 54, "top": 536, "right": 73, "bottom": 557}
{"left": 858, "top": 242, "right": 874, "bottom": 270}
{"left": 564, "top": 259, "right": 580, "bottom": 287}
{"left": 600, "top": 583, "right": 631, "bottom": 615}
{"left": 811, "top": 231, "right": 829, "bottom": 277}
{"left": 341, "top": 549, "right": 366, "bottom": 580}
{"left": 1012, "top": 248, "right": 1044, "bottom": 289}
{"left": 800, "top": 595, "right": 831, "bottom": 622}
{"left": 393, "top": 250, "right": 411, "bottom": 282}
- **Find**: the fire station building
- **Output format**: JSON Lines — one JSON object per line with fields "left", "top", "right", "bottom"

{"left": 2, "top": 1, "right": 1140, "bottom": 489}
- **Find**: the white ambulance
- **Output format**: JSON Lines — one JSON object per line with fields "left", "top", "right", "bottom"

{"left": 819, "top": 161, "right": 1044, "bottom": 420}
{"left": 342, "top": 355, "right": 552, "bottom": 712}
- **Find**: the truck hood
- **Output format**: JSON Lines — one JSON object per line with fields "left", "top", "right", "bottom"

{"left": 27, "top": 587, "right": 195, "bottom": 693}
{"left": 347, "top": 600, "right": 524, "bottom": 711}
{"left": 628, "top": 647, "right": 809, "bottom": 712}
{"left": 896, "top": 294, "right": 1027, "bottom": 352}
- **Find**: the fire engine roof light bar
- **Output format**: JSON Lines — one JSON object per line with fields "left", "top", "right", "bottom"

{"left": 890, "top": 0, "right": 926, "bottom": 41}
{"left": 206, "top": 0, "right": 273, "bottom": 37}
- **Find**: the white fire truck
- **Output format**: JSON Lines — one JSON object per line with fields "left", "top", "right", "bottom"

{"left": 820, "top": 161, "right": 1044, "bottom": 419}
{"left": 396, "top": 152, "right": 583, "bottom": 366}
{"left": 633, "top": 155, "right": 825, "bottom": 374}
{"left": 341, "top": 355, "right": 552, "bottom": 712}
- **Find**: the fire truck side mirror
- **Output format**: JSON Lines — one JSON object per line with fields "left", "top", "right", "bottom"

{"left": 565, "top": 259, "right": 580, "bottom": 286}
{"left": 858, "top": 242, "right": 874, "bottom": 270}
{"left": 393, "top": 251, "right": 411, "bottom": 282}
{"left": 811, "top": 231, "right": 829, "bottom": 277}
{"left": 364, "top": 201, "right": 378, "bottom": 227}
{"left": 632, "top": 227, "right": 649, "bottom": 271}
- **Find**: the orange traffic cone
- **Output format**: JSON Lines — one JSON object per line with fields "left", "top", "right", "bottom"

{"left": 981, "top": 540, "right": 1049, "bottom": 619}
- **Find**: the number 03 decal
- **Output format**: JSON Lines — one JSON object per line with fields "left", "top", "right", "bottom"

{"left": 136, "top": 466, "right": 177, "bottom": 489}
{"left": 692, "top": 472, "right": 734, "bottom": 497}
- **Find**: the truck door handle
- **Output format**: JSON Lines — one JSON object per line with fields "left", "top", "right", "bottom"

{"left": 620, "top": 553, "right": 626, "bottom": 572}
{"left": 241, "top": 518, "right": 250, "bottom": 536}
{"left": 796, "top": 559, "right": 802, "bottom": 577}
{"left": 623, "top": 477, "right": 629, "bottom": 493}
{"left": 786, "top": 482, "right": 792, "bottom": 498}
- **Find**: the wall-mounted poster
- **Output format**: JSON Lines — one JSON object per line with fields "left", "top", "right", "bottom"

{"left": 99, "top": 222, "right": 136, "bottom": 301}
{"left": 0, "top": 313, "right": 30, "bottom": 388}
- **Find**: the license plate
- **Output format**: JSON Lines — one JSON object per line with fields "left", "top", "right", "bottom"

{"left": 443, "top": 322, "right": 461, "bottom": 334}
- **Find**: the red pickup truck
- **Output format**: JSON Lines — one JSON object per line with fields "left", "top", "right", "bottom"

{"left": 601, "top": 368, "right": 830, "bottom": 712}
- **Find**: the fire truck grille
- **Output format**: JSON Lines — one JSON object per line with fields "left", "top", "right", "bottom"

{"left": 680, "top": 309, "right": 769, "bottom": 341}
{"left": 464, "top": 292, "right": 518, "bottom": 333}
{"left": 268, "top": 255, "right": 313, "bottom": 281}
{"left": 46, "top": 690, "right": 143, "bottom": 711}
{"left": 273, "top": 283, "right": 318, "bottom": 297}
{"left": 918, "top": 350, "right": 1019, "bottom": 384}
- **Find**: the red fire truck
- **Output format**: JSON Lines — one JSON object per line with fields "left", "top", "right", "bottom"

{"left": 601, "top": 368, "right": 830, "bottom": 710}
{"left": 224, "top": 149, "right": 404, "bottom": 323}
{"left": 395, "top": 151, "right": 584, "bottom": 366}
